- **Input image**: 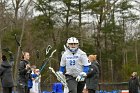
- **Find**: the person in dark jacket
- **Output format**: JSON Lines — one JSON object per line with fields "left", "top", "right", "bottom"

{"left": 128, "top": 72, "right": 140, "bottom": 93}
{"left": 17, "top": 52, "right": 32, "bottom": 93}
{"left": 0, "top": 53, "right": 14, "bottom": 93}
{"left": 86, "top": 55, "right": 100, "bottom": 93}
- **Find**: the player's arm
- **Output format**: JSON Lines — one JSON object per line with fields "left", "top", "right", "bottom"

{"left": 59, "top": 66, "right": 65, "bottom": 73}
{"left": 59, "top": 54, "right": 66, "bottom": 73}
{"left": 81, "top": 54, "right": 89, "bottom": 73}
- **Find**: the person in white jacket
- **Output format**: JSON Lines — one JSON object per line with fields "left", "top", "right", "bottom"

{"left": 30, "top": 69, "right": 41, "bottom": 93}
{"left": 59, "top": 37, "right": 89, "bottom": 93}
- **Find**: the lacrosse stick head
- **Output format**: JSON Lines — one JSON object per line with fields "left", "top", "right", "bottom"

{"left": 46, "top": 45, "right": 52, "bottom": 55}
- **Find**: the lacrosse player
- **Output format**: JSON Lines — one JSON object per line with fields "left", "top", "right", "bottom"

{"left": 59, "top": 37, "right": 89, "bottom": 93}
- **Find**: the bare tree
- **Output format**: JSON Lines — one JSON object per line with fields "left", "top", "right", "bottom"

{"left": 11, "top": 0, "right": 34, "bottom": 83}
{"left": 0, "top": 0, "right": 11, "bottom": 63}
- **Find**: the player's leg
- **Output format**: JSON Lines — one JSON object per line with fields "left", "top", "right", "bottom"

{"left": 66, "top": 75, "right": 77, "bottom": 93}
{"left": 77, "top": 81, "right": 85, "bottom": 93}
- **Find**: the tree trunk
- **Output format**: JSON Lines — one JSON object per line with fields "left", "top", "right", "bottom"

{"left": 14, "top": 0, "right": 32, "bottom": 84}
{"left": 65, "top": 0, "right": 71, "bottom": 38}
{"left": 0, "top": 37, "right": 2, "bottom": 63}
{"left": 78, "top": 0, "right": 83, "bottom": 48}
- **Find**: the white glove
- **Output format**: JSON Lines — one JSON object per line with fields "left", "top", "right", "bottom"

{"left": 76, "top": 72, "right": 87, "bottom": 82}
{"left": 80, "top": 72, "right": 87, "bottom": 77}
{"left": 76, "top": 75, "right": 85, "bottom": 82}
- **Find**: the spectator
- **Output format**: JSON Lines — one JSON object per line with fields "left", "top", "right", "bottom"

{"left": 28, "top": 65, "right": 36, "bottom": 91}
{"left": 17, "top": 52, "right": 32, "bottom": 93}
{"left": 30, "top": 69, "right": 41, "bottom": 93}
{"left": 128, "top": 72, "right": 140, "bottom": 93}
{"left": 0, "top": 52, "right": 14, "bottom": 93}
{"left": 86, "top": 55, "right": 100, "bottom": 93}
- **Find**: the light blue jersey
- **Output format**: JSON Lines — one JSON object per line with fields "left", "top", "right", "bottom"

{"left": 60, "top": 49, "right": 89, "bottom": 77}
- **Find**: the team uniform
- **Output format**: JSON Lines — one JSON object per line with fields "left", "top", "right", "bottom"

{"left": 59, "top": 37, "right": 89, "bottom": 93}
{"left": 60, "top": 49, "right": 89, "bottom": 77}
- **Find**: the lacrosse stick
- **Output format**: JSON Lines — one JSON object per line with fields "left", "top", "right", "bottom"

{"left": 14, "top": 34, "right": 24, "bottom": 55}
{"left": 64, "top": 45, "right": 67, "bottom": 51}
{"left": 39, "top": 49, "right": 56, "bottom": 73}
{"left": 49, "top": 67, "right": 67, "bottom": 87}
{"left": 2, "top": 48, "right": 12, "bottom": 54}
{"left": 39, "top": 45, "right": 52, "bottom": 67}
{"left": 34, "top": 49, "right": 56, "bottom": 81}
{"left": 46, "top": 45, "right": 52, "bottom": 56}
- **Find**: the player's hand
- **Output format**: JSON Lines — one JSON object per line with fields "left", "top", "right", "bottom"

{"left": 76, "top": 72, "right": 87, "bottom": 82}
{"left": 76, "top": 75, "right": 85, "bottom": 82}
{"left": 56, "top": 71, "right": 63, "bottom": 75}
{"left": 80, "top": 72, "right": 87, "bottom": 77}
